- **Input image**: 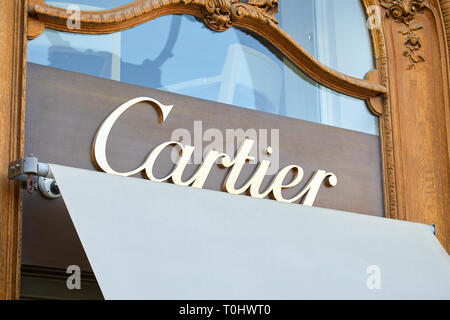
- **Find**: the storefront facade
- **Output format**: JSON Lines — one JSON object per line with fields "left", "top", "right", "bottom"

{"left": 0, "top": 0, "right": 449, "bottom": 299}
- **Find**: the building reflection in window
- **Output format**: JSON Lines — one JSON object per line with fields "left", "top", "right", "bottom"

{"left": 28, "top": 0, "right": 378, "bottom": 135}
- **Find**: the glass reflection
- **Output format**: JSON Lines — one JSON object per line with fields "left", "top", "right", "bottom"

{"left": 29, "top": 0, "right": 378, "bottom": 135}
{"left": 48, "top": 0, "right": 134, "bottom": 9}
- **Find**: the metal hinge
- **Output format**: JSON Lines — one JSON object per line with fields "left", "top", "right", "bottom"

{"left": 430, "top": 224, "right": 437, "bottom": 237}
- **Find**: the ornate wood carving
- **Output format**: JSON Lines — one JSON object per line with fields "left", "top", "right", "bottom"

{"left": 380, "top": 0, "right": 427, "bottom": 69}
{"left": 27, "top": 0, "right": 387, "bottom": 100}
{"left": 0, "top": 0, "right": 27, "bottom": 299}
{"left": 364, "top": 0, "right": 450, "bottom": 252}
{"left": 398, "top": 25, "right": 425, "bottom": 69}
{"left": 439, "top": 0, "right": 450, "bottom": 63}
{"left": 364, "top": 0, "right": 399, "bottom": 221}
{"left": 202, "top": 0, "right": 279, "bottom": 32}
{"left": 376, "top": 0, "right": 450, "bottom": 250}
{"left": 380, "top": 0, "right": 426, "bottom": 23}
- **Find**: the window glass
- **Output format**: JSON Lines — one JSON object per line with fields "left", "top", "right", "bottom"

{"left": 29, "top": 0, "right": 378, "bottom": 135}
{"left": 48, "top": 0, "right": 132, "bottom": 9}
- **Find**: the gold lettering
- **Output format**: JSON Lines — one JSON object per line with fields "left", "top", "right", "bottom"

{"left": 248, "top": 160, "right": 273, "bottom": 198}
{"left": 92, "top": 97, "right": 173, "bottom": 176}
{"left": 271, "top": 165, "right": 305, "bottom": 202}
{"left": 272, "top": 169, "right": 337, "bottom": 206}
{"left": 298, "top": 171, "right": 338, "bottom": 206}
{"left": 222, "top": 139, "right": 256, "bottom": 194}
{"left": 92, "top": 97, "right": 338, "bottom": 209}
{"left": 171, "top": 146, "right": 231, "bottom": 189}
{"left": 144, "top": 141, "right": 182, "bottom": 182}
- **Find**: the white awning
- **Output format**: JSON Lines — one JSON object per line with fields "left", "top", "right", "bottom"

{"left": 50, "top": 164, "right": 450, "bottom": 300}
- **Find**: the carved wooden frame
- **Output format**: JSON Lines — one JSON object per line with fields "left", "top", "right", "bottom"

{"left": 366, "top": 0, "right": 449, "bottom": 245}
{"left": 1, "top": 0, "right": 449, "bottom": 299}
{"left": 27, "top": 0, "right": 388, "bottom": 101}
{"left": 23, "top": 0, "right": 450, "bottom": 247}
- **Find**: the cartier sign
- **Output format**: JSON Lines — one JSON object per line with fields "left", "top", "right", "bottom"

{"left": 23, "top": 64, "right": 384, "bottom": 273}
{"left": 92, "top": 97, "right": 338, "bottom": 207}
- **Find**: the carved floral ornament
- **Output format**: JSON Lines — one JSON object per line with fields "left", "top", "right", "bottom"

{"left": 201, "top": 0, "right": 279, "bottom": 32}
{"left": 380, "top": 0, "right": 428, "bottom": 69}
{"left": 27, "top": 0, "right": 387, "bottom": 100}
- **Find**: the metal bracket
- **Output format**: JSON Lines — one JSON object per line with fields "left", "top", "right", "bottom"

{"left": 8, "top": 155, "right": 60, "bottom": 199}
{"left": 430, "top": 224, "right": 437, "bottom": 237}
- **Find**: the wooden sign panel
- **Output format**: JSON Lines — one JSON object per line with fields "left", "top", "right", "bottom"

{"left": 22, "top": 63, "right": 384, "bottom": 271}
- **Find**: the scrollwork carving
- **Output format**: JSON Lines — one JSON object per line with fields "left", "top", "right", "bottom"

{"left": 27, "top": 0, "right": 387, "bottom": 100}
{"left": 380, "top": 0, "right": 426, "bottom": 24}
{"left": 233, "top": 0, "right": 279, "bottom": 23}
{"left": 364, "top": 0, "right": 397, "bottom": 219}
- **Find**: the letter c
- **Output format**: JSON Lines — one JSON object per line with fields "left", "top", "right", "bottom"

{"left": 92, "top": 97, "right": 174, "bottom": 176}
